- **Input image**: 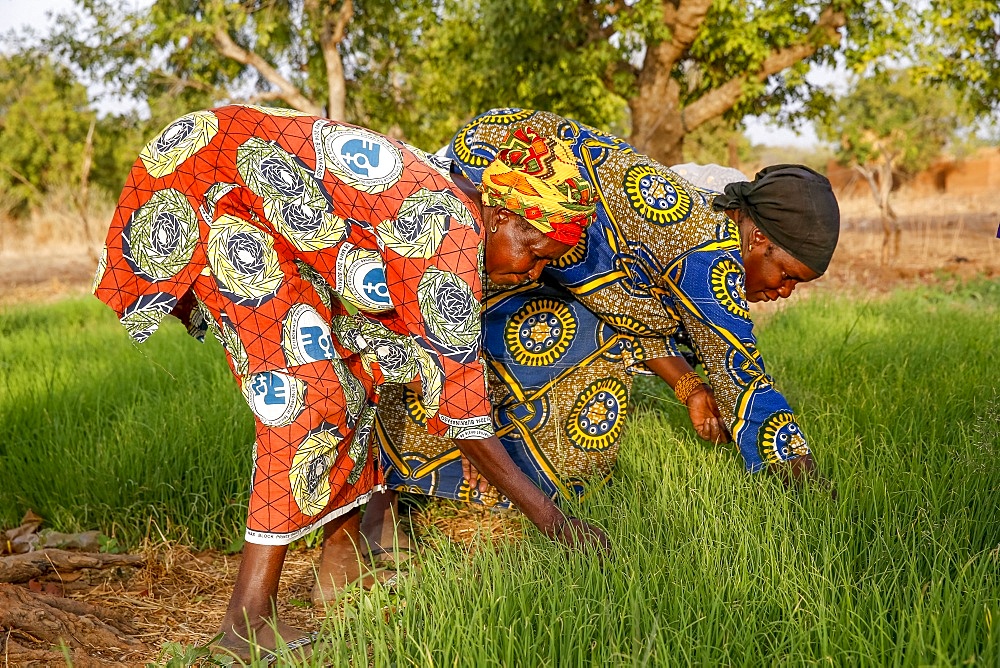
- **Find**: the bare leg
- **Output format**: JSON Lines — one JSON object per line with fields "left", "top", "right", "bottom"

{"left": 360, "top": 489, "right": 413, "bottom": 563}
{"left": 312, "top": 507, "right": 389, "bottom": 605}
{"left": 217, "top": 542, "right": 306, "bottom": 658}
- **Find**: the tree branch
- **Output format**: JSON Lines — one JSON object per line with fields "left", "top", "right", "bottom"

{"left": 304, "top": 0, "right": 352, "bottom": 120}
{"left": 660, "top": 0, "right": 715, "bottom": 69}
{"left": 212, "top": 25, "right": 323, "bottom": 115}
{"left": 680, "top": 6, "right": 845, "bottom": 132}
{"left": 633, "top": 0, "right": 713, "bottom": 121}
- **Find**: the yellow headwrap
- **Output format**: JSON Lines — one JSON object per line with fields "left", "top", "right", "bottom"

{"left": 479, "top": 127, "right": 597, "bottom": 245}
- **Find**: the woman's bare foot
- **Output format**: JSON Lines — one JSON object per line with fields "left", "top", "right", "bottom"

{"left": 311, "top": 506, "right": 395, "bottom": 606}
{"left": 215, "top": 541, "right": 316, "bottom": 660}
{"left": 359, "top": 489, "right": 416, "bottom": 567}
{"left": 215, "top": 616, "right": 312, "bottom": 662}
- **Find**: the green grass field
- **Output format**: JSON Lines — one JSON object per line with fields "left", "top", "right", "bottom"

{"left": 1, "top": 280, "right": 998, "bottom": 665}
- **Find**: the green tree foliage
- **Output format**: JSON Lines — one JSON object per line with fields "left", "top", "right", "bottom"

{"left": 416, "top": 0, "right": 908, "bottom": 164}
{"left": 54, "top": 0, "right": 914, "bottom": 164}
{"left": 0, "top": 53, "right": 96, "bottom": 214}
{"left": 917, "top": 0, "right": 1000, "bottom": 116}
{"left": 52, "top": 0, "right": 438, "bottom": 126}
{"left": 0, "top": 50, "right": 154, "bottom": 217}
{"left": 816, "top": 68, "right": 968, "bottom": 262}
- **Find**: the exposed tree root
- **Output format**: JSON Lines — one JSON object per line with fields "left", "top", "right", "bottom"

{"left": 0, "top": 576, "right": 149, "bottom": 664}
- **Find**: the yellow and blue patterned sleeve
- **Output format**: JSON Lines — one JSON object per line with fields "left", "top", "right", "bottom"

{"left": 663, "top": 243, "right": 810, "bottom": 472}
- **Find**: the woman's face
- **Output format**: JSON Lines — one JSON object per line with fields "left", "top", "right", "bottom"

{"left": 742, "top": 230, "right": 821, "bottom": 303}
{"left": 483, "top": 209, "right": 574, "bottom": 285}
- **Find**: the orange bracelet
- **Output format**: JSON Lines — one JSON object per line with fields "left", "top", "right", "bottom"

{"left": 673, "top": 371, "right": 707, "bottom": 405}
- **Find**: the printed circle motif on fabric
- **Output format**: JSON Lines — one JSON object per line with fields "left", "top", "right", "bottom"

{"left": 138, "top": 111, "right": 218, "bottom": 178}
{"left": 239, "top": 104, "right": 311, "bottom": 117}
{"left": 122, "top": 188, "right": 199, "bottom": 281}
{"left": 379, "top": 188, "right": 475, "bottom": 259}
{"left": 417, "top": 266, "right": 480, "bottom": 354}
{"left": 710, "top": 258, "right": 750, "bottom": 320}
{"left": 289, "top": 425, "right": 342, "bottom": 516}
{"left": 283, "top": 304, "right": 337, "bottom": 367}
{"left": 623, "top": 164, "right": 692, "bottom": 226}
{"left": 757, "top": 411, "right": 809, "bottom": 465}
{"left": 565, "top": 377, "right": 628, "bottom": 452}
{"left": 452, "top": 108, "right": 535, "bottom": 169}
{"left": 236, "top": 137, "right": 345, "bottom": 252}
{"left": 119, "top": 292, "right": 177, "bottom": 343}
{"left": 601, "top": 313, "right": 656, "bottom": 337}
{"left": 346, "top": 404, "right": 377, "bottom": 484}
{"left": 330, "top": 358, "right": 366, "bottom": 421}
{"left": 369, "top": 338, "right": 420, "bottom": 384}
{"left": 207, "top": 215, "right": 283, "bottom": 306}
{"left": 336, "top": 245, "right": 393, "bottom": 313}
{"left": 243, "top": 370, "right": 307, "bottom": 427}
{"left": 504, "top": 298, "right": 577, "bottom": 367}
{"left": 92, "top": 245, "right": 108, "bottom": 293}
{"left": 322, "top": 126, "right": 404, "bottom": 194}
{"left": 219, "top": 320, "right": 250, "bottom": 377}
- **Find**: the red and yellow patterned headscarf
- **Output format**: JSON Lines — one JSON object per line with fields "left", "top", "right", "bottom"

{"left": 479, "top": 127, "right": 597, "bottom": 246}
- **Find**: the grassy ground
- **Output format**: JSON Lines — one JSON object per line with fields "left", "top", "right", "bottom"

{"left": 1, "top": 280, "right": 998, "bottom": 665}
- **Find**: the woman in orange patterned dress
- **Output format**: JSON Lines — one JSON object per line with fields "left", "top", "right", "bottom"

{"left": 93, "top": 105, "right": 603, "bottom": 659}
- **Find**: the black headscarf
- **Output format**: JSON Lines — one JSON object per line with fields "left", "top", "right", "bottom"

{"left": 712, "top": 164, "right": 840, "bottom": 275}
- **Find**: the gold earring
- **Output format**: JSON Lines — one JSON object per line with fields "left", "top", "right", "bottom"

{"left": 490, "top": 224, "right": 498, "bottom": 233}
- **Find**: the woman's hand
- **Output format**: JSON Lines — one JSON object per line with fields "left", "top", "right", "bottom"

{"left": 453, "top": 435, "right": 611, "bottom": 555}
{"left": 686, "top": 386, "right": 731, "bottom": 444}
{"left": 461, "top": 455, "right": 490, "bottom": 495}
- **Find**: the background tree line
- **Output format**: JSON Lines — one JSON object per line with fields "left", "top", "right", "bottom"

{"left": 1, "top": 0, "right": 998, "bottom": 221}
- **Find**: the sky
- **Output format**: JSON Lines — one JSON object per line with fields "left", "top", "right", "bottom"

{"left": 3, "top": 0, "right": 823, "bottom": 148}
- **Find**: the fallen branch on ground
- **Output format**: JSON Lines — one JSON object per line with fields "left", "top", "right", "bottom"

{"left": 0, "top": 549, "right": 144, "bottom": 584}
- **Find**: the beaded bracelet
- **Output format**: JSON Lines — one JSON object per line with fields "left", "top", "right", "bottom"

{"left": 673, "top": 371, "right": 707, "bottom": 405}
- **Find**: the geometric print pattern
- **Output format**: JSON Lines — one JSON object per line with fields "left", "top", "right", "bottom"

{"left": 375, "top": 109, "right": 809, "bottom": 503}
{"left": 94, "top": 105, "right": 494, "bottom": 543}
{"left": 376, "top": 280, "right": 632, "bottom": 506}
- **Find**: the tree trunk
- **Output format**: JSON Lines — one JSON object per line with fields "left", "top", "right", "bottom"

{"left": 857, "top": 161, "right": 898, "bottom": 265}
{"left": 624, "top": 1, "right": 845, "bottom": 167}
{"left": 877, "top": 158, "right": 900, "bottom": 263}
{"left": 628, "top": 71, "right": 686, "bottom": 165}
{"left": 77, "top": 118, "right": 96, "bottom": 255}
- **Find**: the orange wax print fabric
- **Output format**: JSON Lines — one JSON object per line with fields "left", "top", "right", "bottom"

{"left": 93, "top": 105, "right": 493, "bottom": 544}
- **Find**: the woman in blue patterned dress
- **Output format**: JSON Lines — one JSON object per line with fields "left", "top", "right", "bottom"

{"left": 366, "top": 109, "right": 840, "bottom": 560}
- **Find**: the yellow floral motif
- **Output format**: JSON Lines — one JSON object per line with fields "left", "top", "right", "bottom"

{"left": 623, "top": 164, "right": 692, "bottom": 226}
{"left": 551, "top": 233, "right": 587, "bottom": 269}
{"left": 565, "top": 377, "right": 628, "bottom": 452}
{"left": 757, "top": 411, "right": 809, "bottom": 465}
{"left": 289, "top": 429, "right": 339, "bottom": 516}
{"left": 207, "top": 214, "right": 283, "bottom": 304}
{"left": 504, "top": 298, "right": 577, "bottom": 367}
{"left": 710, "top": 258, "right": 751, "bottom": 320}
{"left": 238, "top": 104, "right": 310, "bottom": 117}
{"left": 451, "top": 109, "right": 536, "bottom": 169}
{"left": 139, "top": 111, "right": 219, "bottom": 178}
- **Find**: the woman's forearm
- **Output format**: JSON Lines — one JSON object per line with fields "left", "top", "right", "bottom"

{"left": 452, "top": 435, "right": 564, "bottom": 533}
{"left": 643, "top": 355, "right": 696, "bottom": 389}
